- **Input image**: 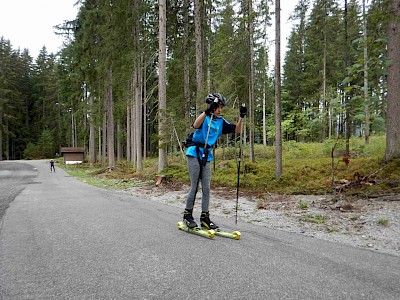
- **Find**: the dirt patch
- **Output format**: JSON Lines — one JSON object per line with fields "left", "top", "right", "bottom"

{"left": 124, "top": 182, "right": 400, "bottom": 257}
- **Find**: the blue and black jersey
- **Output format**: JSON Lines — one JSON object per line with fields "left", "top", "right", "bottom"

{"left": 186, "top": 115, "right": 236, "bottom": 162}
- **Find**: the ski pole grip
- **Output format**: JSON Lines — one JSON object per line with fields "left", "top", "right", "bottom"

{"left": 239, "top": 103, "right": 247, "bottom": 118}
{"left": 201, "top": 149, "right": 208, "bottom": 166}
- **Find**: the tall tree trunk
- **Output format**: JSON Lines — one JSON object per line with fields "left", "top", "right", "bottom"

{"left": 74, "top": 114, "right": 77, "bottom": 147}
{"left": 385, "top": 0, "right": 400, "bottom": 160}
{"left": 131, "top": 83, "right": 136, "bottom": 168}
{"left": 102, "top": 111, "right": 107, "bottom": 167}
{"left": 133, "top": 0, "right": 143, "bottom": 172}
{"left": 5, "top": 120, "right": 9, "bottom": 160}
{"left": 126, "top": 100, "right": 131, "bottom": 161}
{"left": 206, "top": 2, "right": 211, "bottom": 93}
{"left": 344, "top": 0, "right": 351, "bottom": 155}
{"left": 98, "top": 126, "right": 101, "bottom": 164}
{"left": 183, "top": 0, "right": 191, "bottom": 122}
{"left": 263, "top": 15, "right": 268, "bottom": 146}
{"left": 158, "top": 0, "right": 168, "bottom": 172}
{"left": 71, "top": 111, "right": 75, "bottom": 147}
{"left": 117, "top": 120, "right": 121, "bottom": 161}
{"left": 194, "top": 0, "right": 204, "bottom": 113}
{"left": 131, "top": 0, "right": 139, "bottom": 168}
{"left": 143, "top": 65, "right": 147, "bottom": 161}
{"left": 88, "top": 95, "right": 96, "bottom": 165}
{"left": 275, "top": 0, "right": 282, "bottom": 178}
{"left": 328, "top": 106, "right": 332, "bottom": 139}
{"left": 322, "top": 0, "right": 327, "bottom": 140}
{"left": 106, "top": 68, "right": 115, "bottom": 169}
{"left": 135, "top": 64, "right": 143, "bottom": 171}
{"left": 0, "top": 106, "right": 2, "bottom": 160}
{"left": 363, "top": 0, "right": 370, "bottom": 145}
{"left": 248, "top": 0, "right": 255, "bottom": 162}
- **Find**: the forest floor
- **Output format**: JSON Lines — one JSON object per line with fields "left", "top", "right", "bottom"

{"left": 124, "top": 182, "right": 400, "bottom": 257}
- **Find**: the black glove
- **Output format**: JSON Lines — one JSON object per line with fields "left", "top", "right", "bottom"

{"left": 240, "top": 103, "right": 247, "bottom": 118}
{"left": 205, "top": 99, "right": 219, "bottom": 116}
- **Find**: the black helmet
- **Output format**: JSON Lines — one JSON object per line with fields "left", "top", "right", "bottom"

{"left": 205, "top": 93, "right": 227, "bottom": 106}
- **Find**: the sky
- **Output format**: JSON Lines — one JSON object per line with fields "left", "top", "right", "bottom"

{"left": 0, "top": 0, "right": 79, "bottom": 58}
{"left": 0, "top": 1, "right": 293, "bottom": 61}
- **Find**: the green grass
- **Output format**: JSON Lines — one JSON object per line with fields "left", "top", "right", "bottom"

{"left": 60, "top": 162, "right": 149, "bottom": 190}
{"left": 298, "top": 200, "right": 308, "bottom": 210}
{"left": 58, "top": 135, "right": 400, "bottom": 197}
{"left": 301, "top": 213, "right": 327, "bottom": 224}
{"left": 377, "top": 217, "right": 389, "bottom": 226}
{"left": 350, "top": 215, "right": 360, "bottom": 221}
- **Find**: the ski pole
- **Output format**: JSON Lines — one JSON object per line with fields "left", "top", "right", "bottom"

{"left": 235, "top": 128, "right": 241, "bottom": 225}
{"left": 235, "top": 104, "right": 245, "bottom": 225}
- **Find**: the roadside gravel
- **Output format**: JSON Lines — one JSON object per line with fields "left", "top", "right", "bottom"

{"left": 124, "top": 183, "right": 400, "bottom": 257}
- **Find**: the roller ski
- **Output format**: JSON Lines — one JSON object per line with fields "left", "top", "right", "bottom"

{"left": 200, "top": 212, "right": 241, "bottom": 240}
{"left": 213, "top": 228, "right": 241, "bottom": 240}
{"left": 177, "top": 221, "right": 215, "bottom": 239}
{"left": 178, "top": 209, "right": 215, "bottom": 239}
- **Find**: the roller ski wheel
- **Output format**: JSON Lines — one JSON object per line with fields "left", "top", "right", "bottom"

{"left": 177, "top": 221, "right": 215, "bottom": 239}
{"left": 214, "top": 229, "right": 241, "bottom": 240}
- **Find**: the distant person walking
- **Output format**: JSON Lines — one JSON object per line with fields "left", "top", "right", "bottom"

{"left": 50, "top": 159, "right": 56, "bottom": 172}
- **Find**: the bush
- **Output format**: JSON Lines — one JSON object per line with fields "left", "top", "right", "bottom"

{"left": 24, "top": 142, "right": 40, "bottom": 159}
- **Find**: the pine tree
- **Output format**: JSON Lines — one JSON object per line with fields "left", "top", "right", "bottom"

{"left": 275, "top": 0, "right": 282, "bottom": 178}
{"left": 366, "top": 0, "right": 390, "bottom": 134}
{"left": 248, "top": 0, "right": 255, "bottom": 162}
{"left": 283, "top": 0, "right": 310, "bottom": 141}
{"left": 385, "top": 0, "right": 400, "bottom": 160}
{"left": 158, "top": 0, "right": 168, "bottom": 172}
{"left": 194, "top": 0, "right": 205, "bottom": 113}
{"left": 0, "top": 38, "right": 13, "bottom": 160}
{"left": 363, "top": 0, "right": 370, "bottom": 144}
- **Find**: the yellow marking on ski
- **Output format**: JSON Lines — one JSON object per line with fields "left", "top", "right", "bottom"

{"left": 177, "top": 222, "right": 215, "bottom": 239}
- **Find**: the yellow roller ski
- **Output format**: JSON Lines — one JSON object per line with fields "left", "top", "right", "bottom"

{"left": 214, "top": 229, "right": 241, "bottom": 240}
{"left": 177, "top": 221, "right": 215, "bottom": 239}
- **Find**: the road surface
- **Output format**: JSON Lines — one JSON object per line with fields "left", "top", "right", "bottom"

{"left": 0, "top": 160, "right": 399, "bottom": 299}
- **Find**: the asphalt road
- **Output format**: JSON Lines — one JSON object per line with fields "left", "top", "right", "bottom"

{"left": 0, "top": 160, "right": 399, "bottom": 299}
{"left": 0, "top": 161, "right": 37, "bottom": 221}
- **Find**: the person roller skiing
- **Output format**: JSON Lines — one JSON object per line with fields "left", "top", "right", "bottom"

{"left": 183, "top": 93, "right": 247, "bottom": 229}
{"left": 50, "top": 159, "right": 56, "bottom": 172}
